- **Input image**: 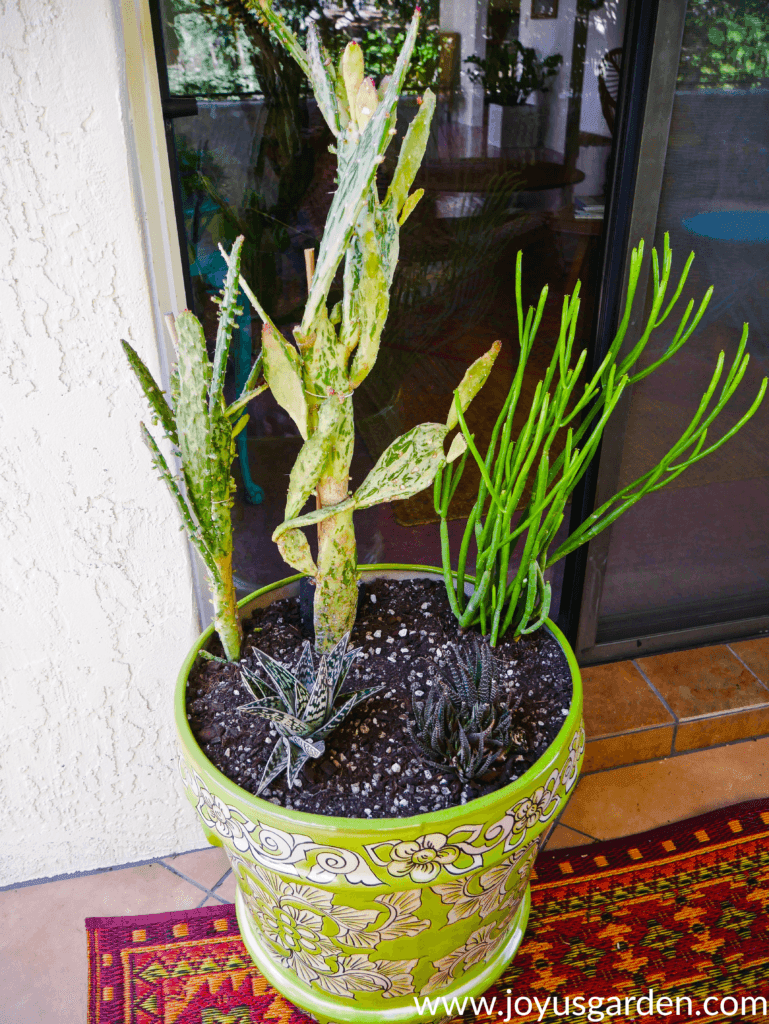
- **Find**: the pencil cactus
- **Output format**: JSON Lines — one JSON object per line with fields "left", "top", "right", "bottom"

{"left": 123, "top": 236, "right": 266, "bottom": 661}
{"left": 225, "top": 2, "right": 500, "bottom": 649}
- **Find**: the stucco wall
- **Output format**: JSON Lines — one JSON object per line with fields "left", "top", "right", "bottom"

{"left": 0, "top": 0, "right": 205, "bottom": 885}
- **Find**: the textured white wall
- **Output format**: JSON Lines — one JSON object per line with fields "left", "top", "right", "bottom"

{"left": 0, "top": 0, "right": 205, "bottom": 885}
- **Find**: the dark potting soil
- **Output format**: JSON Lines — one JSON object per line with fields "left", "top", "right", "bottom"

{"left": 186, "top": 578, "right": 572, "bottom": 819}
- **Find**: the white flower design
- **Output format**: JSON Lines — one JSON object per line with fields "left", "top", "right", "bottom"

{"left": 512, "top": 786, "right": 552, "bottom": 832}
{"left": 387, "top": 834, "right": 462, "bottom": 884}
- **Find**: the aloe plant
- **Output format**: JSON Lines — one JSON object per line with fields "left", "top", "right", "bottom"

{"left": 123, "top": 235, "right": 265, "bottom": 661}
{"left": 220, "top": 2, "right": 499, "bottom": 650}
{"left": 435, "top": 238, "right": 768, "bottom": 644}
{"left": 239, "top": 632, "right": 381, "bottom": 791}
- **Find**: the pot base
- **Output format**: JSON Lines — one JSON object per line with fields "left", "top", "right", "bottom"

{"left": 235, "top": 883, "right": 531, "bottom": 1024}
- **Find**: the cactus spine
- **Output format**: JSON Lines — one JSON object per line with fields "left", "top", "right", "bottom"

{"left": 237, "top": 3, "right": 500, "bottom": 649}
{"left": 123, "top": 236, "right": 265, "bottom": 661}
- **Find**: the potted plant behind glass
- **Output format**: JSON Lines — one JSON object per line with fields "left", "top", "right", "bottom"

{"left": 123, "top": 5, "right": 765, "bottom": 1024}
{"left": 465, "top": 41, "right": 562, "bottom": 149}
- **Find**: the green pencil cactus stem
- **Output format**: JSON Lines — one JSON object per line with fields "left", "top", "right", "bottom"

{"left": 435, "top": 239, "right": 767, "bottom": 644}
{"left": 228, "top": 2, "right": 500, "bottom": 650}
{"left": 123, "top": 236, "right": 266, "bottom": 661}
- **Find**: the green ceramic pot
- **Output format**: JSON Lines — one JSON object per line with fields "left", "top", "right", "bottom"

{"left": 175, "top": 565, "right": 584, "bottom": 1024}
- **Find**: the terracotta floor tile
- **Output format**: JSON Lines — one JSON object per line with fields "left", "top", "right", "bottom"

{"left": 636, "top": 645, "right": 769, "bottom": 719}
{"left": 558, "top": 735, "right": 769, "bottom": 841}
{"left": 0, "top": 863, "right": 205, "bottom": 1024}
{"left": 162, "top": 846, "right": 231, "bottom": 890}
{"left": 583, "top": 725, "right": 674, "bottom": 773}
{"left": 729, "top": 636, "right": 769, "bottom": 687}
{"left": 581, "top": 661, "right": 673, "bottom": 738}
{"left": 675, "top": 705, "right": 769, "bottom": 753}
{"left": 542, "top": 825, "right": 595, "bottom": 851}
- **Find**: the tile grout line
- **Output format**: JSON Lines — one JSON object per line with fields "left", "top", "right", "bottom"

{"left": 0, "top": 847, "right": 214, "bottom": 894}
{"left": 726, "top": 643, "right": 769, "bottom": 696}
{"left": 590, "top": 703, "right": 769, "bottom": 742}
{"left": 587, "top": 721, "right": 675, "bottom": 741}
{"left": 157, "top": 860, "right": 215, "bottom": 895}
{"left": 210, "top": 869, "right": 233, "bottom": 893}
{"left": 580, "top": 730, "right": 769, "bottom": 776}
{"left": 631, "top": 660, "right": 679, "bottom": 723}
{"left": 553, "top": 822, "right": 599, "bottom": 843}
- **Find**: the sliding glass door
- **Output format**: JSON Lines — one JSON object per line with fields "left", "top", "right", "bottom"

{"left": 150, "top": 0, "right": 632, "bottom": 608}
{"left": 574, "top": 0, "right": 769, "bottom": 662}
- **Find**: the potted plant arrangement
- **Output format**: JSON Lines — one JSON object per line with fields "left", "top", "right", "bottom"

{"left": 465, "top": 41, "right": 563, "bottom": 149}
{"left": 123, "top": 5, "right": 765, "bottom": 1022}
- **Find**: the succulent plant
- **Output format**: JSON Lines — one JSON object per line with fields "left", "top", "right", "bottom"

{"left": 435, "top": 239, "right": 767, "bottom": 644}
{"left": 407, "top": 642, "right": 524, "bottom": 783}
{"left": 227, "top": 2, "right": 500, "bottom": 650}
{"left": 123, "top": 236, "right": 264, "bottom": 661}
{"left": 240, "top": 632, "right": 382, "bottom": 792}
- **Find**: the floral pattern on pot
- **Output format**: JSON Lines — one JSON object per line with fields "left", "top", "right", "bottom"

{"left": 179, "top": 757, "right": 380, "bottom": 885}
{"left": 179, "top": 725, "right": 584, "bottom": 888}
{"left": 422, "top": 921, "right": 508, "bottom": 994}
{"left": 241, "top": 862, "right": 426, "bottom": 998}
{"left": 432, "top": 838, "right": 538, "bottom": 924}
{"left": 419, "top": 841, "right": 538, "bottom": 993}
{"left": 365, "top": 726, "right": 584, "bottom": 878}
{"left": 386, "top": 834, "right": 462, "bottom": 883}
{"left": 177, "top": 722, "right": 584, "bottom": 1015}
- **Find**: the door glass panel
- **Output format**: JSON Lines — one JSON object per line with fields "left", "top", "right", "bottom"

{"left": 595, "top": 0, "right": 769, "bottom": 641}
{"left": 154, "top": 0, "right": 627, "bottom": 611}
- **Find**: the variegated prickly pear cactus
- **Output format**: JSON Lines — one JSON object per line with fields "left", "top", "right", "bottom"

{"left": 123, "top": 236, "right": 265, "bottom": 661}
{"left": 232, "top": 2, "right": 500, "bottom": 649}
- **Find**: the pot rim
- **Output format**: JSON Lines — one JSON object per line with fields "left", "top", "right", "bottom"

{"left": 175, "top": 563, "right": 583, "bottom": 833}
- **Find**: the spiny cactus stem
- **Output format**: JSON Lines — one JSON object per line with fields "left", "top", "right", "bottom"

{"left": 212, "top": 554, "right": 242, "bottom": 662}
{"left": 218, "top": 243, "right": 278, "bottom": 334}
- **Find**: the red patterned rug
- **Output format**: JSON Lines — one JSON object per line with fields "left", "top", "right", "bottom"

{"left": 87, "top": 799, "right": 769, "bottom": 1023}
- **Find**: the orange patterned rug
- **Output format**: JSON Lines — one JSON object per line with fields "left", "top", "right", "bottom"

{"left": 87, "top": 799, "right": 769, "bottom": 1023}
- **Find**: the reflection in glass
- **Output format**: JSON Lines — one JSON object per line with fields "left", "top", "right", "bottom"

{"left": 596, "top": 0, "right": 769, "bottom": 640}
{"left": 154, "top": 0, "right": 627, "bottom": 603}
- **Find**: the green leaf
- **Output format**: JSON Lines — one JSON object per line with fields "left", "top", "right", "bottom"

{"left": 261, "top": 323, "right": 308, "bottom": 440}
{"left": 303, "top": 658, "right": 334, "bottom": 731}
{"left": 385, "top": 90, "right": 436, "bottom": 219}
{"left": 306, "top": 24, "right": 339, "bottom": 136}
{"left": 300, "top": 11, "right": 422, "bottom": 335}
{"left": 285, "top": 398, "right": 342, "bottom": 520}
{"left": 446, "top": 432, "right": 468, "bottom": 463}
{"left": 446, "top": 341, "right": 502, "bottom": 431}
{"left": 289, "top": 734, "right": 325, "bottom": 758}
{"left": 210, "top": 235, "right": 244, "bottom": 413}
{"left": 122, "top": 341, "right": 178, "bottom": 448}
{"left": 276, "top": 527, "right": 318, "bottom": 576}
{"left": 243, "top": 702, "right": 308, "bottom": 736}
{"left": 174, "top": 311, "right": 214, "bottom": 535}
{"left": 314, "top": 685, "right": 384, "bottom": 741}
{"left": 252, "top": 647, "right": 303, "bottom": 714}
{"left": 238, "top": 694, "right": 285, "bottom": 715}
{"left": 354, "top": 422, "right": 449, "bottom": 508}
{"left": 256, "top": 739, "right": 289, "bottom": 795}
